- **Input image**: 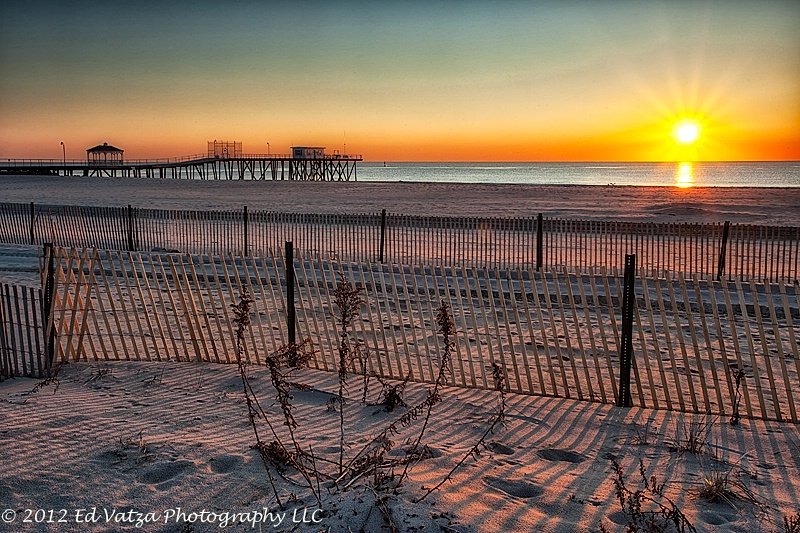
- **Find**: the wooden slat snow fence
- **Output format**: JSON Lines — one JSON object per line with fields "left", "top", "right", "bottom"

{"left": 45, "top": 246, "right": 800, "bottom": 423}
{"left": 0, "top": 283, "right": 48, "bottom": 380}
{"left": 1, "top": 202, "right": 798, "bottom": 283}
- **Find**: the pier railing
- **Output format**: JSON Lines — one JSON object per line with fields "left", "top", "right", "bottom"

{"left": 0, "top": 202, "right": 797, "bottom": 283}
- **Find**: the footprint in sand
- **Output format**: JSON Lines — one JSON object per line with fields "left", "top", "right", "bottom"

{"left": 537, "top": 448, "right": 586, "bottom": 463}
{"left": 138, "top": 460, "right": 193, "bottom": 485}
{"left": 484, "top": 476, "right": 543, "bottom": 498}
{"left": 698, "top": 510, "right": 735, "bottom": 526}
{"left": 209, "top": 455, "right": 243, "bottom": 474}
{"left": 486, "top": 441, "right": 515, "bottom": 455}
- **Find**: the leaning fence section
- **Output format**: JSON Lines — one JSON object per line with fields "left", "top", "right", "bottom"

{"left": 0, "top": 283, "right": 48, "bottom": 380}
{"left": 47, "top": 246, "right": 799, "bottom": 422}
{"left": 1, "top": 202, "right": 798, "bottom": 282}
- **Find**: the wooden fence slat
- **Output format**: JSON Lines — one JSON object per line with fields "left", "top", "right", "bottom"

{"left": 461, "top": 265, "right": 488, "bottom": 389}
{"left": 167, "top": 255, "right": 201, "bottom": 361}
{"left": 749, "top": 278, "right": 783, "bottom": 421}
{"left": 632, "top": 272, "right": 657, "bottom": 409}
{"left": 506, "top": 269, "right": 535, "bottom": 395}
{"left": 388, "top": 264, "right": 416, "bottom": 381}
{"left": 495, "top": 268, "right": 522, "bottom": 393}
{"left": 533, "top": 268, "right": 559, "bottom": 396}
{"left": 557, "top": 268, "right": 589, "bottom": 400}
{"left": 397, "top": 264, "right": 428, "bottom": 383}
{"left": 268, "top": 247, "right": 288, "bottom": 347}
{"left": 223, "top": 253, "right": 259, "bottom": 364}
{"left": 678, "top": 272, "right": 711, "bottom": 412}
{"left": 441, "top": 266, "right": 470, "bottom": 389}
{"left": 515, "top": 268, "right": 546, "bottom": 396}
{"left": 413, "top": 265, "right": 439, "bottom": 384}
{"left": 734, "top": 277, "right": 769, "bottom": 419}
{"left": 72, "top": 249, "right": 97, "bottom": 362}
{"left": 540, "top": 270, "right": 570, "bottom": 398}
{"left": 127, "top": 251, "right": 159, "bottom": 361}
{"left": 188, "top": 255, "right": 220, "bottom": 364}
{"left": 720, "top": 277, "right": 754, "bottom": 418}
{"left": 365, "top": 261, "right": 396, "bottom": 380}
{"left": 704, "top": 277, "right": 734, "bottom": 414}
{"left": 766, "top": 281, "right": 797, "bottom": 423}
{"left": 653, "top": 275, "right": 686, "bottom": 412}
{"left": 562, "top": 268, "right": 595, "bottom": 401}
{"left": 4, "top": 285, "right": 21, "bottom": 375}
{"left": 150, "top": 254, "right": 185, "bottom": 361}
{"left": 239, "top": 252, "right": 270, "bottom": 365}
{"left": 691, "top": 274, "right": 725, "bottom": 415}
{"left": 197, "top": 256, "right": 230, "bottom": 363}
{"left": 577, "top": 270, "right": 608, "bottom": 403}
{"left": 247, "top": 255, "right": 278, "bottom": 359}
{"left": 296, "top": 254, "right": 328, "bottom": 372}
{"left": 640, "top": 274, "right": 671, "bottom": 411}
{"left": 352, "top": 260, "right": 382, "bottom": 378}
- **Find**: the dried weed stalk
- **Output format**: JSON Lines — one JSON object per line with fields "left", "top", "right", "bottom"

{"left": 397, "top": 301, "right": 455, "bottom": 486}
{"left": 332, "top": 273, "right": 365, "bottom": 476}
{"left": 232, "top": 289, "right": 286, "bottom": 510}
{"left": 784, "top": 513, "right": 800, "bottom": 533}
{"left": 28, "top": 360, "right": 65, "bottom": 394}
{"left": 336, "top": 301, "right": 455, "bottom": 489}
{"left": 234, "top": 288, "right": 321, "bottom": 505}
{"left": 729, "top": 366, "right": 745, "bottom": 426}
{"left": 611, "top": 457, "right": 697, "bottom": 533}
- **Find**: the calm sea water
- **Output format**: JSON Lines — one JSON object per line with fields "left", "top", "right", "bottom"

{"left": 357, "top": 161, "right": 800, "bottom": 187}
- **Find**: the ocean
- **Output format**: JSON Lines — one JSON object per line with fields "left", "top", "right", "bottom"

{"left": 357, "top": 161, "right": 800, "bottom": 187}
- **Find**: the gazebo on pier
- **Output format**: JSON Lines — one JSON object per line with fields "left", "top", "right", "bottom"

{"left": 86, "top": 142, "right": 124, "bottom": 165}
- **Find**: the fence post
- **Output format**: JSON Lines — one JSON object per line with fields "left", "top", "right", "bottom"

{"left": 536, "top": 213, "right": 544, "bottom": 270}
{"left": 127, "top": 204, "right": 135, "bottom": 251}
{"left": 29, "top": 202, "right": 36, "bottom": 245}
{"left": 716, "top": 220, "right": 731, "bottom": 281}
{"left": 378, "top": 209, "right": 387, "bottom": 262}
{"left": 243, "top": 205, "right": 249, "bottom": 257}
{"left": 285, "top": 241, "right": 296, "bottom": 348}
{"left": 42, "top": 243, "right": 56, "bottom": 372}
{"left": 617, "top": 253, "right": 636, "bottom": 408}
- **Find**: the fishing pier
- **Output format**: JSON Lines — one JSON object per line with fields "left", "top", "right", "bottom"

{"left": 0, "top": 141, "right": 362, "bottom": 181}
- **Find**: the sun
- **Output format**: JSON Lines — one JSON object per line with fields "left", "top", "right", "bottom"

{"left": 673, "top": 120, "right": 701, "bottom": 144}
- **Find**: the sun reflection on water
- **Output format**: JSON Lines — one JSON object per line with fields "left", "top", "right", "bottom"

{"left": 675, "top": 162, "right": 694, "bottom": 188}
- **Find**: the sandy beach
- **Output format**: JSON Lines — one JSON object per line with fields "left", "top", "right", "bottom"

{"left": 2, "top": 361, "right": 799, "bottom": 533}
{"left": 2, "top": 175, "right": 800, "bottom": 225}
{"left": 2, "top": 176, "right": 799, "bottom": 532}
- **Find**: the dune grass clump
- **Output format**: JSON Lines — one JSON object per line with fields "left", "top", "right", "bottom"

{"left": 696, "top": 453, "right": 763, "bottom": 512}
{"left": 669, "top": 414, "right": 716, "bottom": 455}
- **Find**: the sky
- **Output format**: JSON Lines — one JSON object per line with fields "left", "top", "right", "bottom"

{"left": 1, "top": 0, "right": 798, "bottom": 162}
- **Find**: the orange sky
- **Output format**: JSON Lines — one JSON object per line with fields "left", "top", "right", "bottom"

{"left": 1, "top": 1, "right": 798, "bottom": 162}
